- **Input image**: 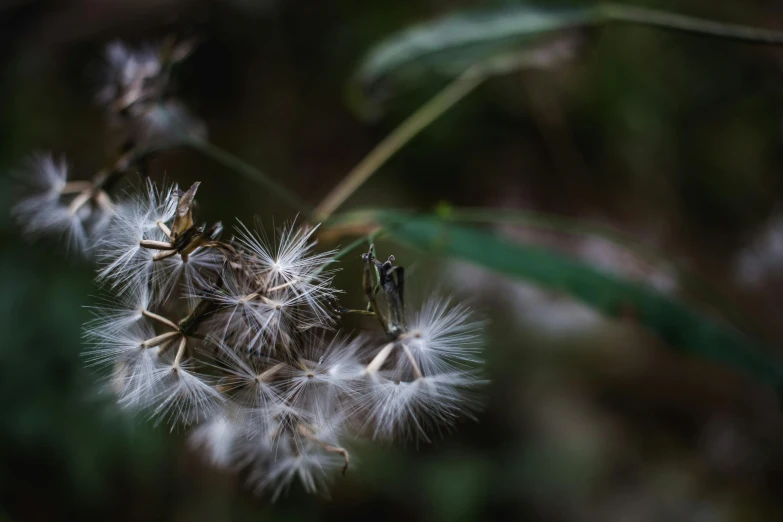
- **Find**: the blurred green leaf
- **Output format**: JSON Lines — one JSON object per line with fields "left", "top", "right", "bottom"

{"left": 354, "top": 3, "right": 783, "bottom": 112}
{"left": 379, "top": 213, "right": 783, "bottom": 387}
{"left": 354, "top": 5, "right": 593, "bottom": 105}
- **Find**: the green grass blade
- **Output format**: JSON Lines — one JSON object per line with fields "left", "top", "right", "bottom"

{"left": 355, "top": 6, "right": 595, "bottom": 96}
{"left": 355, "top": 3, "right": 783, "bottom": 109}
{"left": 378, "top": 213, "right": 783, "bottom": 387}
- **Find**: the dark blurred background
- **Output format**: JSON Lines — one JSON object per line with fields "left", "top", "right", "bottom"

{"left": 4, "top": 0, "right": 783, "bottom": 520}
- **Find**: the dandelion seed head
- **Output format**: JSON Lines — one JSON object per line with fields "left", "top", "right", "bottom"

{"left": 84, "top": 283, "right": 151, "bottom": 336}
{"left": 132, "top": 99, "right": 208, "bottom": 146}
{"left": 151, "top": 361, "right": 223, "bottom": 428}
{"left": 84, "top": 321, "right": 162, "bottom": 408}
{"left": 83, "top": 319, "right": 154, "bottom": 367}
{"left": 403, "top": 295, "right": 484, "bottom": 374}
{"left": 247, "top": 436, "right": 344, "bottom": 500}
{"left": 99, "top": 41, "right": 162, "bottom": 111}
{"left": 96, "top": 179, "right": 177, "bottom": 298}
{"left": 160, "top": 246, "right": 222, "bottom": 305}
{"left": 207, "top": 344, "right": 283, "bottom": 420}
{"left": 75, "top": 174, "right": 487, "bottom": 498}
{"left": 357, "top": 370, "right": 484, "bottom": 442}
{"left": 189, "top": 413, "right": 242, "bottom": 468}
{"left": 15, "top": 153, "right": 67, "bottom": 197}
{"left": 13, "top": 154, "right": 114, "bottom": 253}
{"left": 98, "top": 41, "right": 206, "bottom": 146}
{"left": 213, "top": 285, "right": 333, "bottom": 355}
{"left": 236, "top": 220, "right": 339, "bottom": 300}
{"left": 202, "top": 267, "right": 270, "bottom": 350}
{"left": 282, "top": 334, "right": 364, "bottom": 417}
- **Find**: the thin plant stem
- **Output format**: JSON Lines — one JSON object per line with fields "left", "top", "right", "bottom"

{"left": 142, "top": 6, "right": 783, "bottom": 237}
{"left": 313, "top": 70, "right": 485, "bottom": 221}
{"left": 267, "top": 280, "right": 299, "bottom": 293}
{"left": 259, "top": 362, "right": 286, "bottom": 381}
{"left": 296, "top": 424, "right": 350, "bottom": 475}
{"left": 143, "top": 331, "right": 180, "bottom": 349}
{"left": 155, "top": 99, "right": 312, "bottom": 216}
{"left": 174, "top": 5, "right": 783, "bottom": 224}
{"left": 400, "top": 343, "right": 423, "bottom": 379}
{"left": 173, "top": 336, "right": 188, "bottom": 367}
{"left": 308, "top": 4, "right": 783, "bottom": 220}
{"left": 599, "top": 3, "right": 783, "bottom": 45}
{"left": 142, "top": 309, "right": 179, "bottom": 331}
{"left": 183, "top": 139, "right": 312, "bottom": 218}
{"left": 366, "top": 342, "right": 395, "bottom": 374}
{"left": 157, "top": 221, "right": 172, "bottom": 239}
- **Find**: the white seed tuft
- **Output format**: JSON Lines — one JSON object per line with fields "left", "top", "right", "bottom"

{"left": 13, "top": 154, "right": 114, "bottom": 254}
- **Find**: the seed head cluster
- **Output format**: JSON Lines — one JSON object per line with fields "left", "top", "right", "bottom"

{"left": 12, "top": 40, "right": 203, "bottom": 255}
{"left": 11, "top": 38, "right": 487, "bottom": 499}
{"left": 99, "top": 39, "right": 206, "bottom": 146}
{"left": 84, "top": 180, "right": 485, "bottom": 497}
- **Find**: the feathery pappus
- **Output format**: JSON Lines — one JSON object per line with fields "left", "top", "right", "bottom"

{"left": 13, "top": 38, "right": 203, "bottom": 257}
{"left": 78, "top": 178, "right": 486, "bottom": 497}
{"left": 12, "top": 37, "right": 487, "bottom": 499}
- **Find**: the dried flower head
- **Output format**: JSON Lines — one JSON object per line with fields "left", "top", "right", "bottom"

{"left": 82, "top": 178, "right": 487, "bottom": 496}
{"left": 98, "top": 40, "right": 205, "bottom": 145}
{"left": 13, "top": 154, "right": 115, "bottom": 252}
{"left": 12, "top": 38, "right": 201, "bottom": 256}
{"left": 13, "top": 37, "right": 487, "bottom": 500}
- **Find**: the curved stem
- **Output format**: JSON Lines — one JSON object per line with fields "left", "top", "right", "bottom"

{"left": 142, "top": 309, "right": 179, "bottom": 331}
{"left": 67, "top": 191, "right": 91, "bottom": 216}
{"left": 61, "top": 181, "right": 93, "bottom": 194}
{"left": 173, "top": 336, "right": 188, "bottom": 367}
{"left": 143, "top": 331, "right": 180, "bottom": 349}
{"left": 140, "top": 240, "right": 174, "bottom": 251}
{"left": 365, "top": 342, "right": 395, "bottom": 374}
{"left": 157, "top": 221, "right": 172, "bottom": 239}
{"left": 184, "top": 139, "right": 312, "bottom": 218}
{"left": 400, "top": 343, "right": 423, "bottom": 379}
{"left": 258, "top": 362, "right": 286, "bottom": 382}
{"left": 267, "top": 279, "right": 299, "bottom": 293}
{"left": 600, "top": 3, "right": 783, "bottom": 45}
{"left": 313, "top": 70, "right": 485, "bottom": 221}
{"left": 296, "top": 424, "right": 350, "bottom": 476}
{"left": 158, "top": 7, "right": 783, "bottom": 228}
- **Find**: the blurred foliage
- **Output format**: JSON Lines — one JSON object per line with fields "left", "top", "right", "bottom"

{"left": 378, "top": 212, "right": 783, "bottom": 385}
{"left": 352, "top": 4, "right": 592, "bottom": 114}
{"left": 5, "top": 1, "right": 783, "bottom": 521}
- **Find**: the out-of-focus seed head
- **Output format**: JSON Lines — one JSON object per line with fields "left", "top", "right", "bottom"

{"left": 13, "top": 154, "right": 115, "bottom": 254}
{"left": 98, "top": 41, "right": 206, "bottom": 146}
